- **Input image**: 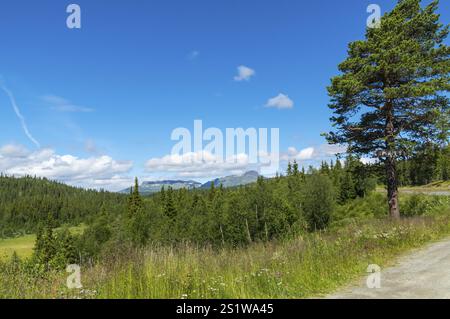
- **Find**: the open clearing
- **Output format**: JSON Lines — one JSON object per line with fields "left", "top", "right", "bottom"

{"left": 0, "top": 225, "right": 85, "bottom": 260}
{"left": 0, "top": 234, "right": 35, "bottom": 260}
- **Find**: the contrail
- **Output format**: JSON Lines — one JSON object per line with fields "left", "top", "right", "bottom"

{"left": 1, "top": 85, "right": 41, "bottom": 148}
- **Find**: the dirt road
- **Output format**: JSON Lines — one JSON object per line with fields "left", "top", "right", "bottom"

{"left": 328, "top": 238, "right": 450, "bottom": 299}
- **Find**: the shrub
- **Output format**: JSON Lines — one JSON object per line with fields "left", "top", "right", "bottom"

{"left": 302, "top": 174, "right": 335, "bottom": 231}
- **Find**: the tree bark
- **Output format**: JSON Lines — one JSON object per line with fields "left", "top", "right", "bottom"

{"left": 386, "top": 152, "right": 400, "bottom": 219}
{"left": 385, "top": 101, "right": 400, "bottom": 219}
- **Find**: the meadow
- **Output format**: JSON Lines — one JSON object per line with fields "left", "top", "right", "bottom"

{"left": 1, "top": 193, "right": 449, "bottom": 299}
{"left": 0, "top": 225, "right": 85, "bottom": 261}
{"left": 0, "top": 234, "right": 35, "bottom": 260}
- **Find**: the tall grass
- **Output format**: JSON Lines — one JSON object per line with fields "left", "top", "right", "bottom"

{"left": 2, "top": 209, "right": 450, "bottom": 299}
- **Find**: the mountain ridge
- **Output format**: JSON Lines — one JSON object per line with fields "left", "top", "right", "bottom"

{"left": 119, "top": 170, "right": 260, "bottom": 195}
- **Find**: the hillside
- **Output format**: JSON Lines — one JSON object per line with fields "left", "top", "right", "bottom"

{"left": 0, "top": 175, "right": 126, "bottom": 237}
{"left": 120, "top": 180, "right": 201, "bottom": 195}
{"left": 120, "top": 171, "right": 260, "bottom": 195}
{"left": 201, "top": 170, "right": 259, "bottom": 189}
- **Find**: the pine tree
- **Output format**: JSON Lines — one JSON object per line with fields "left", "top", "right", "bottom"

{"left": 164, "top": 187, "right": 177, "bottom": 222}
{"left": 209, "top": 182, "right": 216, "bottom": 201}
{"left": 287, "top": 162, "right": 293, "bottom": 176}
{"left": 339, "top": 172, "right": 356, "bottom": 204}
{"left": 301, "top": 167, "right": 306, "bottom": 182}
{"left": 326, "top": 0, "right": 449, "bottom": 218}
{"left": 127, "top": 177, "right": 143, "bottom": 216}
{"left": 320, "top": 161, "right": 330, "bottom": 175}
{"left": 33, "top": 214, "right": 57, "bottom": 270}
{"left": 292, "top": 160, "right": 299, "bottom": 176}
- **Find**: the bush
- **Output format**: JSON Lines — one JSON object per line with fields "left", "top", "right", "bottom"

{"left": 332, "top": 192, "right": 387, "bottom": 227}
{"left": 302, "top": 174, "right": 335, "bottom": 231}
{"left": 402, "top": 194, "right": 450, "bottom": 217}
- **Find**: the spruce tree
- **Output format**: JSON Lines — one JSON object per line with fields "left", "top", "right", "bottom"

{"left": 164, "top": 187, "right": 177, "bottom": 222}
{"left": 287, "top": 162, "right": 293, "bottom": 176}
{"left": 127, "top": 177, "right": 143, "bottom": 216}
{"left": 292, "top": 160, "right": 299, "bottom": 176}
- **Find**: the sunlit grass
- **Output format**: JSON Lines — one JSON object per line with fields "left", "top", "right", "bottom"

{"left": 0, "top": 224, "right": 86, "bottom": 261}
{"left": 2, "top": 214, "right": 450, "bottom": 299}
{"left": 0, "top": 234, "right": 35, "bottom": 260}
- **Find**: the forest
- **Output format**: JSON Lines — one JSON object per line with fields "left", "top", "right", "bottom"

{"left": 0, "top": 144, "right": 448, "bottom": 272}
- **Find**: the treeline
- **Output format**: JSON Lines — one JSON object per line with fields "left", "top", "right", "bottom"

{"left": 0, "top": 175, "right": 127, "bottom": 238}
{"left": 1, "top": 145, "right": 448, "bottom": 244}
{"left": 77, "top": 147, "right": 449, "bottom": 260}
{"left": 1, "top": 145, "right": 449, "bottom": 269}
{"left": 397, "top": 145, "right": 450, "bottom": 186}
{"left": 26, "top": 155, "right": 378, "bottom": 270}
{"left": 74, "top": 155, "right": 378, "bottom": 263}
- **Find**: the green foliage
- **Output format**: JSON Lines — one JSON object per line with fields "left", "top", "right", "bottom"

{"left": 0, "top": 174, "right": 127, "bottom": 238}
{"left": 332, "top": 192, "right": 388, "bottom": 227}
{"left": 326, "top": 0, "right": 449, "bottom": 216}
{"left": 2, "top": 148, "right": 447, "bottom": 262}
{"left": 4, "top": 212, "right": 450, "bottom": 299}
{"left": 401, "top": 194, "right": 450, "bottom": 217}
{"left": 32, "top": 216, "right": 78, "bottom": 271}
{"left": 327, "top": 0, "right": 449, "bottom": 156}
{"left": 127, "top": 177, "right": 143, "bottom": 217}
{"left": 302, "top": 174, "right": 335, "bottom": 231}
{"left": 77, "top": 212, "right": 111, "bottom": 260}
{"left": 126, "top": 178, "right": 150, "bottom": 247}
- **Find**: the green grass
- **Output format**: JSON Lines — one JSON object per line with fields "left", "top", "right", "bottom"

{"left": 1, "top": 196, "right": 450, "bottom": 299}
{"left": 401, "top": 181, "right": 450, "bottom": 192}
{"left": 0, "top": 234, "right": 36, "bottom": 260}
{"left": 87, "top": 216, "right": 450, "bottom": 299}
{"left": 0, "top": 224, "right": 86, "bottom": 261}
{"left": 374, "top": 182, "right": 450, "bottom": 196}
{"left": 2, "top": 213, "right": 450, "bottom": 299}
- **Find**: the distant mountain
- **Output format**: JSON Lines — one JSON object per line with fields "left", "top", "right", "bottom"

{"left": 120, "top": 171, "right": 260, "bottom": 195}
{"left": 201, "top": 171, "right": 259, "bottom": 189}
{"left": 120, "top": 180, "right": 202, "bottom": 195}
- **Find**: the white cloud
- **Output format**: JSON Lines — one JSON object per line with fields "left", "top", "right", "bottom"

{"left": 282, "top": 147, "right": 314, "bottom": 161}
{"left": 145, "top": 150, "right": 255, "bottom": 180}
{"left": 42, "top": 95, "right": 94, "bottom": 113}
{"left": 0, "top": 144, "right": 132, "bottom": 191}
{"left": 297, "top": 147, "right": 315, "bottom": 160}
{"left": 318, "top": 144, "right": 347, "bottom": 156}
{"left": 187, "top": 50, "right": 200, "bottom": 60}
{"left": 282, "top": 144, "right": 347, "bottom": 162}
{"left": 234, "top": 65, "right": 255, "bottom": 82}
{"left": 1, "top": 85, "right": 41, "bottom": 148}
{"left": 265, "top": 93, "right": 294, "bottom": 109}
{"left": 360, "top": 157, "right": 378, "bottom": 165}
{"left": 144, "top": 144, "right": 347, "bottom": 181}
{"left": 0, "top": 144, "right": 30, "bottom": 158}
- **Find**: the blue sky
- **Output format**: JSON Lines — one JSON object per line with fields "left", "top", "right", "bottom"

{"left": 0, "top": 0, "right": 448, "bottom": 190}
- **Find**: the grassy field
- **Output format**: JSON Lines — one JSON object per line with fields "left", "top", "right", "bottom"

{"left": 0, "top": 225, "right": 85, "bottom": 261}
{"left": 0, "top": 234, "right": 36, "bottom": 260}
{"left": 2, "top": 207, "right": 450, "bottom": 298}
{"left": 1, "top": 195, "right": 450, "bottom": 299}
{"left": 400, "top": 181, "right": 450, "bottom": 193}
{"left": 86, "top": 215, "right": 450, "bottom": 299}
{"left": 374, "top": 181, "right": 450, "bottom": 196}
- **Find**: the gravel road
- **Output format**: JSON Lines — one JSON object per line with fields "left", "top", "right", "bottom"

{"left": 328, "top": 238, "right": 450, "bottom": 299}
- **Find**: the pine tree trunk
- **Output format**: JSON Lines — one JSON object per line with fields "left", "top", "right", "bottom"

{"left": 385, "top": 101, "right": 400, "bottom": 219}
{"left": 386, "top": 152, "right": 400, "bottom": 219}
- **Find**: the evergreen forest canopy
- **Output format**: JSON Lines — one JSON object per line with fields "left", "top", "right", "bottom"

{"left": 0, "top": 142, "right": 448, "bottom": 270}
